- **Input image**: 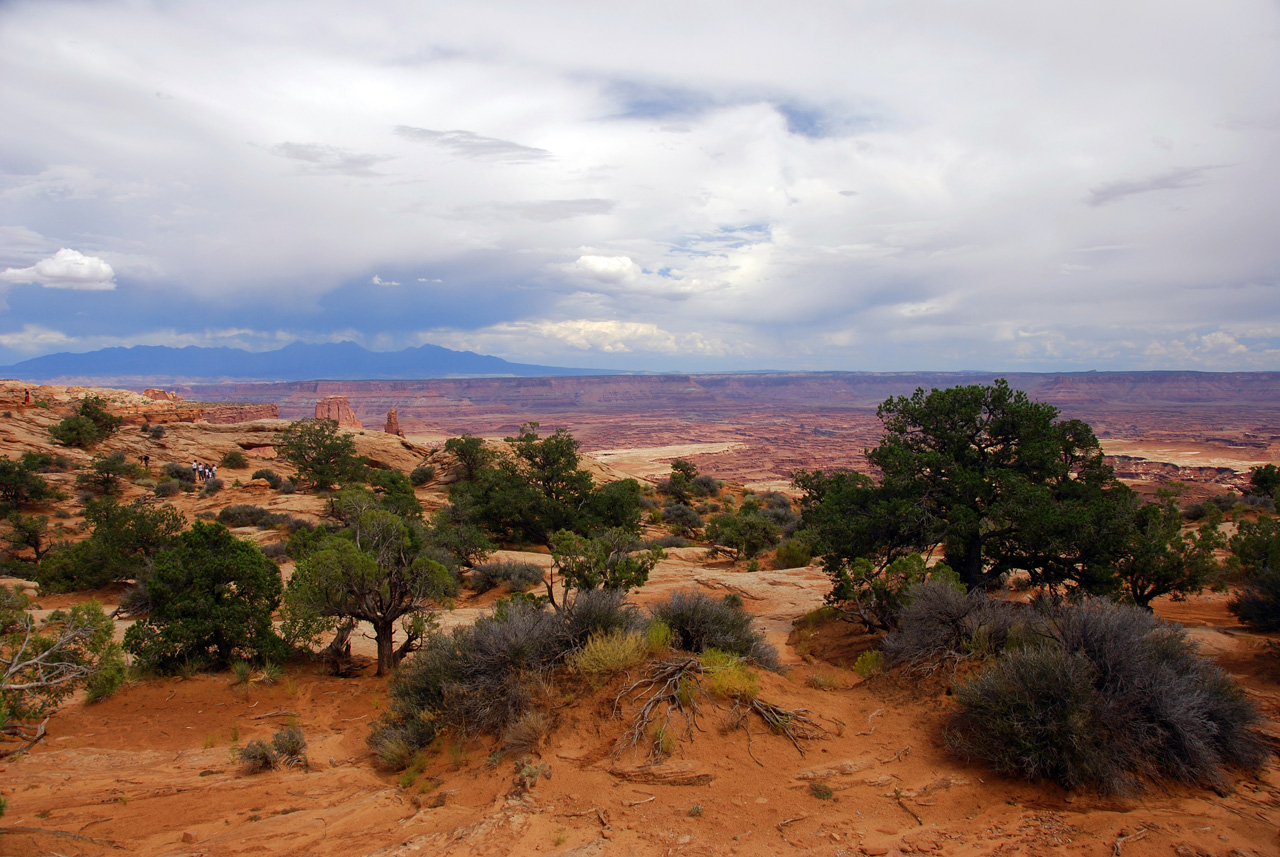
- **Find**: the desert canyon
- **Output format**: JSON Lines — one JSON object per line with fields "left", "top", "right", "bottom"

{"left": 0, "top": 374, "right": 1277, "bottom": 857}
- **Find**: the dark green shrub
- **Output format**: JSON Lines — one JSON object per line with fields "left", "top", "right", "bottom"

{"left": 163, "top": 462, "right": 195, "bottom": 485}
{"left": 148, "top": 424, "right": 166, "bottom": 439}
{"left": 774, "top": 537, "right": 813, "bottom": 569}
{"left": 217, "top": 505, "right": 293, "bottom": 529}
{"left": 37, "top": 497, "right": 185, "bottom": 592}
{"left": 648, "top": 590, "right": 780, "bottom": 670}
{"left": 1228, "top": 516, "right": 1280, "bottom": 631}
{"left": 409, "top": 465, "right": 436, "bottom": 486}
{"left": 48, "top": 396, "right": 121, "bottom": 447}
{"left": 948, "top": 598, "right": 1267, "bottom": 794}
{"left": 198, "top": 478, "right": 224, "bottom": 497}
{"left": 641, "top": 534, "right": 691, "bottom": 549}
{"left": 662, "top": 503, "right": 702, "bottom": 537}
{"left": 123, "top": 521, "right": 285, "bottom": 672}
{"left": 692, "top": 474, "right": 721, "bottom": 496}
{"left": 278, "top": 418, "right": 363, "bottom": 491}
{"left": 1181, "top": 502, "right": 1207, "bottom": 521}
{"left": 220, "top": 450, "right": 249, "bottom": 469}
{"left": 468, "top": 560, "right": 545, "bottom": 594}
{"left": 279, "top": 478, "right": 295, "bottom": 495}
{"left": 0, "top": 454, "right": 56, "bottom": 511}
{"left": 75, "top": 451, "right": 141, "bottom": 495}
{"left": 252, "top": 468, "right": 283, "bottom": 489}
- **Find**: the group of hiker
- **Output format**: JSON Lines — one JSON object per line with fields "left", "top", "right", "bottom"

{"left": 192, "top": 460, "right": 218, "bottom": 482}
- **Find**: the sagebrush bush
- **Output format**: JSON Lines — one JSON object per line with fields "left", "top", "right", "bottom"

{"left": 774, "top": 537, "right": 813, "bottom": 569}
{"left": 947, "top": 598, "right": 1267, "bottom": 795}
{"left": 572, "top": 628, "right": 647, "bottom": 675}
{"left": 238, "top": 739, "right": 277, "bottom": 772}
{"left": 220, "top": 450, "right": 249, "bottom": 469}
{"left": 409, "top": 465, "right": 436, "bottom": 486}
{"left": 154, "top": 480, "right": 179, "bottom": 498}
{"left": 251, "top": 468, "right": 283, "bottom": 489}
{"left": 271, "top": 727, "right": 307, "bottom": 764}
{"left": 1229, "top": 566, "right": 1280, "bottom": 631}
{"left": 882, "top": 579, "right": 1033, "bottom": 668}
{"left": 648, "top": 591, "right": 780, "bottom": 671}
{"left": 163, "top": 462, "right": 195, "bottom": 484}
{"left": 562, "top": 588, "right": 644, "bottom": 647}
{"left": 468, "top": 560, "right": 545, "bottom": 594}
{"left": 198, "top": 478, "right": 224, "bottom": 497}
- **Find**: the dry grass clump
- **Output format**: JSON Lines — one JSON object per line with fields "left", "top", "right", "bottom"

{"left": 502, "top": 710, "right": 551, "bottom": 757}
{"left": 467, "top": 560, "right": 545, "bottom": 594}
{"left": 572, "top": 628, "right": 647, "bottom": 675}
{"left": 237, "top": 727, "right": 307, "bottom": 773}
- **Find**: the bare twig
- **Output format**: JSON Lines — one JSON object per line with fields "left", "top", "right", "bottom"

{"left": 1113, "top": 828, "right": 1148, "bottom": 856}
{"left": 879, "top": 745, "right": 911, "bottom": 764}
{"left": 252, "top": 709, "right": 298, "bottom": 720}
{"left": 748, "top": 699, "right": 831, "bottom": 757}
{"left": 777, "top": 815, "right": 807, "bottom": 847}
{"left": 893, "top": 789, "right": 922, "bottom": 826}
{"left": 623, "top": 795, "right": 655, "bottom": 807}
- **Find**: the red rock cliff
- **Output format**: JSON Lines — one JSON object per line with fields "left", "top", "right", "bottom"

{"left": 384, "top": 409, "right": 405, "bottom": 437}
{"left": 315, "top": 396, "right": 362, "bottom": 429}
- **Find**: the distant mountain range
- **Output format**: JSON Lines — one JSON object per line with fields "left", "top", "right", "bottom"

{"left": 0, "top": 341, "right": 623, "bottom": 383}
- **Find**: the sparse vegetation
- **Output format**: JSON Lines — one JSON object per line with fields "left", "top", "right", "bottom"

{"left": 467, "top": 560, "right": 545, "bottom": 594}
{"left": 252, "top": 468, "right": 283, "bottom": 489}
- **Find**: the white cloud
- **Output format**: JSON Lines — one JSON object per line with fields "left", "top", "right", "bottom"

{"left": 0, "top": 249, "right": 117, "bottom": 290}
{"left": 0, "top": 1, "right": 1279, "bottom": 369}
{"left": 565, "top": 255, "right": 641, "bottom": 285}
{"left": 425, "top": 319, "right": 747, "bottom": 358}
{"left": 0, "top": 324, "right": 76, "bottom": 352}
{"left": 371, "top": 275, "right": 400, "bottom": 286}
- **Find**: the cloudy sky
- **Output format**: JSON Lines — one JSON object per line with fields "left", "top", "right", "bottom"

{"left": 2, "top": 0, "right": 1279, "bottom": 372}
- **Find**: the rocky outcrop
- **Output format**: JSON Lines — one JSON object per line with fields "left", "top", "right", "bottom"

{"left": 1105, "top": 455, "right": 1249, "bottom": 491}
{"left": 142, "top": 388, "right": 183, "bottom": 402}
{"left": 315, "top": 396, "right": 362, "bottom": 429}
{"left": 203, "top": 404, "right": 279, "bottom": 424}
{"left": 384, "top": 409, "right": 405, "bottom": 437}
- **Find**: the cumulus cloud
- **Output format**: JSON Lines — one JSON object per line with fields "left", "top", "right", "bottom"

{"left": 0, "top": 249, "right": 116, "bottom": 290}
{"left": 566, "top": 255, "right": 641, "bottom": 284}
{"left": 371, "top": 275, "right": 400, "bottom": 286}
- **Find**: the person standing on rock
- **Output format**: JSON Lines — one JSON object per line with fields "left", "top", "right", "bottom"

{"left": 23, "top": 389, "right": 30, "bottom": 405}
{"left": 142, "top": 453, "right": 150, "bottom": 472}
{"left": 192, "top": 460, "right": 200, "bottom": 482}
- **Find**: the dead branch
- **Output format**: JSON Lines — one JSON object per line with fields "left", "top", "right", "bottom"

{"left": 612, "top": 656, "right": 705, "bottom": 760}
{"left": 1112, "top": 828, "right": 1148, "bottom": 856}
{"left": 748, "top": 699, "right": 831, "bottom": 757}
{"left": 879, "top": 745, "right": 911, "bottom": 763}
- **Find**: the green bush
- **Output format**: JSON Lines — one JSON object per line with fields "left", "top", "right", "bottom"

{"left": 882, "top": 578, "right": 1029, "bottom": 668}
{"left": 198, "top": 478, "right": 224, "bottom": 497}
{"left": 648, "top": 591, "right": 780, "bottom": 670}
{"left": 123, "top": 522, "right": 285, "bottom": 672}
{"left": 37, "top": 497, "right": 185, "bottom": 593}
{"left": 218, "top": 505, "right": 294, "bottom": 529}
{"left": 220, "top": 450, "right": 249, "bottom": 469}
{"left": 774, "top": 537, "right": 813, "bottom": 569}
{"left": 48, "top": 396, "right": 122, "bottom": 447}
{"left": 468, "top": 560, "right": 545, "bottom": 594}
{"left": 252, "top": 468, "right": 283, "bottom": 489}
{"left": 163, "top": 462, "right": 196, "bottom": 484}
{"left": 410, "top": 465, "right": 435, "bottom": 486}
{"left": 278, "top": 418, "right": 363, "bottom": 491}
{"left": 75, "top": 451, "right": 142, "bottom": 495}
{"left": 662, "top": 503, "right": 702, "bottom": 537}
{"left": 154, "top": 480, "right": 180, "bottom": 498}
{"left": 1228, "top": 516, "right": 1280, "bottom": 631}
{"left": 947, "top": 598, "right": 1267, "bottom": 794}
